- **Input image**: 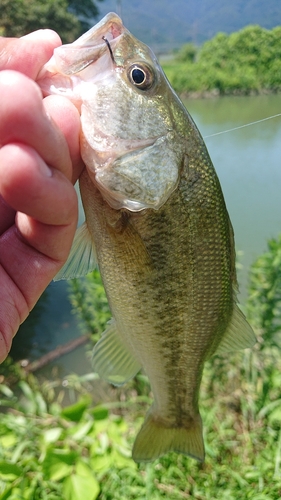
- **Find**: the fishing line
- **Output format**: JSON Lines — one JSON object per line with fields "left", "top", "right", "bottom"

{"left": 203, "top": 112, "right": 281, "bottom": 139}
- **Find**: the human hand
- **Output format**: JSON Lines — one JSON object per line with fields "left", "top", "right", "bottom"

{"left": 0, "top": 31, "right": 84, "bottom": 362}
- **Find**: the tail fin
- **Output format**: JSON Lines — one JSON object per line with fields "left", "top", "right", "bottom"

{"left": 132, "top": 412, "right": 205, "bottom": 463}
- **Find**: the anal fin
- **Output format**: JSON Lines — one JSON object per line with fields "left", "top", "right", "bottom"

{"left": 132, "top": 412, "right": 204, "bottom": 463}
{"left": 212, "top": 303, "right": 256, "bottom": 357}
{"left": 92, "top": 320, "right": 141, "bottom": 386}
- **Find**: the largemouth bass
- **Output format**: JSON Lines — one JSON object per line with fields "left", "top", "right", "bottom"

{"left": 38, "top": 13, "right": 255, "bottom": 463}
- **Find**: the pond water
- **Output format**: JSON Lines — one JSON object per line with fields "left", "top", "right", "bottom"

{"left": 10, "top": 93, "right": 281, "bottom": 376}
{"left": 187, "top": 94, "right": 281, "bottom": 295}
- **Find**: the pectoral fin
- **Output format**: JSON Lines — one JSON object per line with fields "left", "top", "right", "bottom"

{"left": 55, "top": 222, "right": 96, "bottom": 280}
{"left": 92, "top": 320, "right": 141, "bottom": 386}
{"left": 212, "top": 303, "right": 256, "bottom": 357}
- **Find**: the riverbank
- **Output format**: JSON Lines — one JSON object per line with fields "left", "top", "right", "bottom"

{"left": 161, "top": 24, "right": 281, "bottom": 97}
{"left": 178, "top": 87, "right": 281, "bottom": 100}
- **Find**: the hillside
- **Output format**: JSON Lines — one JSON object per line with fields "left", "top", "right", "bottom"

{"left": 97, "top": 0, "right": 281, "bottom": 51}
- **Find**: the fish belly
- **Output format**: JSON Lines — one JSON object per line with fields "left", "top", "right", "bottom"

{"left": 80, "top": 169, "right": 233, "bottom": 462}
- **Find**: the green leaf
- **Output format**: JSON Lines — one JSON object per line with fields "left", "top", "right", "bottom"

{"left": 34, "top": 392, "right": 47, "bottom": 415}
{"left": 11, "top": 439, "right": 34, "bottom": 464}
{"left": 0, "top": 384, "right": 14, "bottom": 398}
{"left": 268, "top": 406, "right": 281, "bottom": 425}
{"left": 22, "top": 486, "right": 36, "bottom": 500}
{"left": 61, "top": 397, "right": 91, "bottom": 422}
{"left": 42, "top": 449, "right": 79, "bottom": 481}
{"left": 90, "top": 454, "right": 113, "bottom": 472}
{"left": 71, "top": 421, "right": 93, "bottom": 441}
{"left": 62, "top": 471, "right": 100, "bottom": 500}
{"left": 0, "top": 485, "right": 13, "bottom": 500}
{"left": 75, "top": 461, "right": 92, "bottom": 477}
{"left": 110, "top": 449, "right": 135, "bottom": 469}
{"left": 0, "top": 434, "right": 18, "bottom": 448}
{"left": 49, "top": 462, "right": 73, "bottom": 482}
{"left": 0, "top": 460, "right": 22, "bottom": 477}
{"left": 18, "top": 380, "right": 34, "bottom": 399}
{"left": 43, "top": 428, "right": 62, "bottom": 444}
{"left": 91, "top": 406, "right": 109, "bottom": 421}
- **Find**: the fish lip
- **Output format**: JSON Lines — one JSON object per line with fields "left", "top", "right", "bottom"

{"left": 39, "top": 13, "right": 125, "bottom": 78}
{"left": 71, "top": 12, "right": 125, "bottom": 48}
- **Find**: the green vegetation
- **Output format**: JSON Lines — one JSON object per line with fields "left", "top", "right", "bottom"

{"left": 0, "top": 0, "right": 102, "bottom": 42}
{"left": 1, "top": 236, "right": 281, "bottom": 498}
{"left": 162, "top": 25, "right": 281, "bottom": 96}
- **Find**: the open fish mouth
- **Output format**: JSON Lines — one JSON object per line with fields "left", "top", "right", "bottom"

{"left": 39, "top": 13, "right": 125, "bottom": 78}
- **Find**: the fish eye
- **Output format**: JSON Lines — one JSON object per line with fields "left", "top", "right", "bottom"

{"left": 128, "top": 64, "right": 154, "bottom": 90}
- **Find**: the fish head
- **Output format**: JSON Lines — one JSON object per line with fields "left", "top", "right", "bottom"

{"left": 38, "top": 13, "right": 188, "bottom": 211}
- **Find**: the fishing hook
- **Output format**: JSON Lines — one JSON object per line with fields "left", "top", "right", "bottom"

{"left": 102, "top": 36, "right": 115, "bottom": 64}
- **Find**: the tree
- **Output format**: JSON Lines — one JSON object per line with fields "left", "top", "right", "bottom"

{"left": 175, "top": 43, "right": 197, "bottom": 63}
{"left": 163, "top": 24, "right": 281, "bottom": 94}
{"left": 67, "top": 0, "right": 104, "bottom": 33}
{"left": 68, "top": 0, "right": 101, "bottom": 24}
{"left": 0, "top": 0, "right": 103, "bottom": 43}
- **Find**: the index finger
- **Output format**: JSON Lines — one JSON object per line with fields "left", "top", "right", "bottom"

{"left": 0, "top": 70, "right": 72, "bottom": 179}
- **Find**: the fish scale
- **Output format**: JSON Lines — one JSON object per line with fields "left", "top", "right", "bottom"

{"left": 38, "top": 12, "right": 256, "bottom": 463}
